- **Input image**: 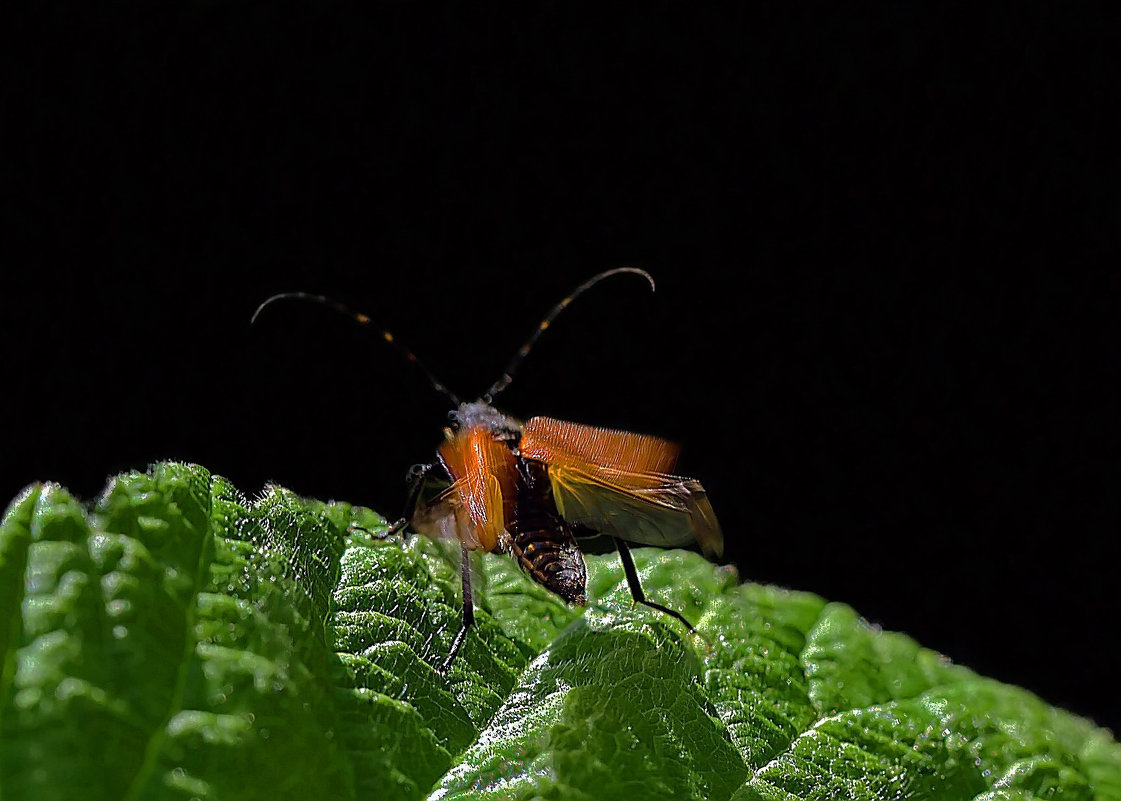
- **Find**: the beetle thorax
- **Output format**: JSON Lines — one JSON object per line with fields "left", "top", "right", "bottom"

{"left": 449, "top": 400, "right": 523, "bottom": 442}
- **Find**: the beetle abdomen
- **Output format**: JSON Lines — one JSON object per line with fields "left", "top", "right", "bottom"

{"left": 507, "top": 458, "right": 587, "bottom": 605}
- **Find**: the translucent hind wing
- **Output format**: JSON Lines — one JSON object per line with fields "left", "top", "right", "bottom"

{"left": 520, "top": 417, "right": 723, "bottom": 558}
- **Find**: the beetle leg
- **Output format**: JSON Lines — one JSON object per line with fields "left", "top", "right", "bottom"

{"left": 383, "top": 462, "right": 436, "bottom": 538}
{"left": 439, "top": 542, "right": 475, "bottom": 675}
{"left": 613, "top": 537, "right": 695, "bottom": 633}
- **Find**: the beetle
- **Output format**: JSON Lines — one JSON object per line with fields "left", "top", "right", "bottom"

{"left": 253, "top": 268, "right": 722, "bottom": 673}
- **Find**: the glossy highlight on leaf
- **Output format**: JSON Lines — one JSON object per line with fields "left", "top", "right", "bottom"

{"left": 1, "top": 463, "right": 1117, "bottom": 800}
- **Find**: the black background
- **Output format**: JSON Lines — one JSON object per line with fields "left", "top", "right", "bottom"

{"left": 5, "top": 7, "right": 1118, "bottom": 733}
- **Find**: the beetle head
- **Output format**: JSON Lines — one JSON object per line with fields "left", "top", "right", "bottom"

{"left": 449, "top": 400, "right": 523, "bottom": 442}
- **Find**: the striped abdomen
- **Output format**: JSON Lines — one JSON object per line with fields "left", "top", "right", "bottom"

{"left": 506, "top": 458, "right": 587, "bottom": 605}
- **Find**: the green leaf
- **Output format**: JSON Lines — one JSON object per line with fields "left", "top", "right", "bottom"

{"left": 1, "top": 463, "right": 1117, "bottom": 800}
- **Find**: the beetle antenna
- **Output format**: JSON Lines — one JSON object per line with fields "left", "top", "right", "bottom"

{"left": 252, "top": 292, "right": 460, "bottom": 406}
{"left": 483, "top": 267, "right": 655, "bottom": 403}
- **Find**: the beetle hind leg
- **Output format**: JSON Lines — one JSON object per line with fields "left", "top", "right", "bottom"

{"left": 613, "top": 537, "right": 696, "bottom": 633}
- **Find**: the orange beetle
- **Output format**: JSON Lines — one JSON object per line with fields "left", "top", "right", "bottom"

{"left": 254, "top": 269, "right": 722, "bottom": 673}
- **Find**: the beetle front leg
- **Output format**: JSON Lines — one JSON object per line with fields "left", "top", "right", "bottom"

{"left": 384, "top": 462, "right": 436, "bottom": 538}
